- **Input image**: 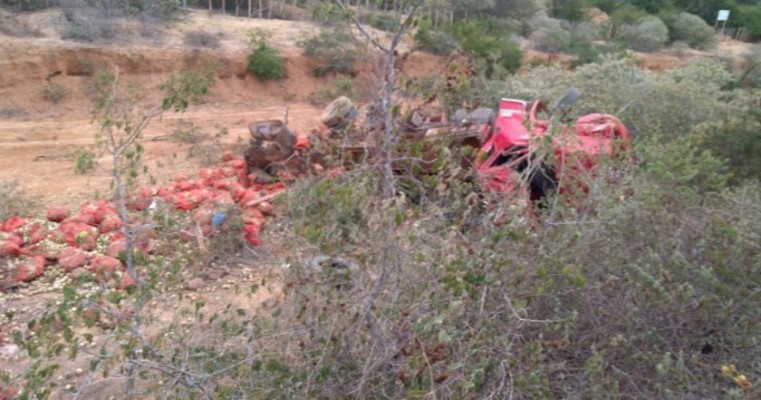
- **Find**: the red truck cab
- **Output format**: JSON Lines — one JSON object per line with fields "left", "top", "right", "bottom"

{"left": 475, "top": 96, "right": 630, "bottom": 202}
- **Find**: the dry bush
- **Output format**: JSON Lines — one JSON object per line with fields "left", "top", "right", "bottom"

{"left": 0, "top": 13, "right": 43, "bottom": 37}
{"left": 492, "top": 57, "right": 733, "bottom": 139}
{"left": 621, "top": 15, "right": 668, "bottom": 52}
{"left": 668, "top": 12, "right": 718, "bottom": 51}
{"left": 528, "top": 13, "right": 571, "bottom": 53}
{"left": 170, "top": 135, "right": 761, "bottom": 398}
{"left": 60, "top": 0, "right": 120, "bottom": 42}
{"left": 749, "top": 43, "right": 761, "bottom": 64}
{"left": 42, "top": 82, "right": 68, "bottom": 104}
{"left": 0, "top": 180, "right": 39, "bottom": 220}
{"left": 298, "top": 27, "right": 361, "bottom": 77}
{"left": 183, "top": 30, "right": 221, "bottom": 49}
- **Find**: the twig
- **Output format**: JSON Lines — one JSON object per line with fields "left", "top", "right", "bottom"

{"left": 416, "top": 336, "right": 438, "bottom": 400}
{"left": 503, "top": 294, "right": 567, "bottom": 325}
{"left": 242, "top": 188, "right": 286, "bottom": 207}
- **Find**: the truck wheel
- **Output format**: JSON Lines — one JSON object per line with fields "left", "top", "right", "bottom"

{"left": 321, "top": 96, "right": 356, "bottom": 128}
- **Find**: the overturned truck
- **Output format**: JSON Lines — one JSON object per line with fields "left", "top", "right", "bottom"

{"left": 243, "top": 89, "right": 630, "bottom": 204}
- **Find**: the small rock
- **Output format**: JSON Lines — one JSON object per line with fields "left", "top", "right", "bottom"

{"left": 75, "top": 368, "right": 84, "bottom": 376}
{"left": 204, "top": 267, "right": 229, "bottom": 281}
{"left": 257, "top": 201, "right": 274, "bottom": 216}
{"left": 68, "top": 267, "right": 89, "bottom": 280}
{"left": 0, "top": 343, "right": 20, "bottom": 358}
{"left": 98, "top": 316, "right": 116, "bottom": 330}
{"left": 261, "top": 297, "right": 278, "bottom": 309}
{"left": 184, "top": 277, "right": 204, "bottom": 291}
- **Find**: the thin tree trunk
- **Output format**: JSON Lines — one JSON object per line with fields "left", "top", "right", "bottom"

{"left": 222, "top": 0, "right": 226, "bottom": 14}
{"left": 258, "top": 0, "right": 263, "bottom": 18}
{"left": 209, "top": 0, "right": 212, "bottom": 11}
{"left": 248, "top": 0, "right": 252, "bottom": 17}
{"left": 267, "top": 0, "right": 272, "bottom": 18}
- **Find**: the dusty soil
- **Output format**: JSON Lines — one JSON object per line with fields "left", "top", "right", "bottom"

{"left": 0, "top": 10, "right": 323, "bottom": 206}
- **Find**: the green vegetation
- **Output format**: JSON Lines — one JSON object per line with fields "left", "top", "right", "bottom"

{"left": 247, "top": 30, "right": 286, "bottom": 81}
{"left": 414, "top": 17, "right": 459, "bottom": 56}
{"left": 364, "top": 11, "right": 400, "bottom": 32}
{"left": 668, "top": 12, "right": 719, "bottom": 50}
{"left": 298, "top": 27, "right": 360, "bottom": 77}
{"left": 448, "top": 18, "right": 523, "bottom": 76}
{"left": 73, "top": 148, "right": 96, "bottom": 174}
{"left": 621, "top": 15, "right": 669, "bottom": 51}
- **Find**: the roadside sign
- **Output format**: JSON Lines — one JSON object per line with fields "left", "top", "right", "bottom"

{"left": 717, "top": 10, "right": 730, "bottom": 21}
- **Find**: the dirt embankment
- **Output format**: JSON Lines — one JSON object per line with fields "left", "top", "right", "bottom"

{"left": 0, "top": 10, "right": 331, "bottom": 204}
{"left": 0, "top": 8, "right": 449, "bottom": 205}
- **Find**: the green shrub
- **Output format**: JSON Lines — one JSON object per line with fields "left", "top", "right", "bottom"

{"left": 248, "top": 30, "right": 286, "bottom": 81}
{"left": 621, "top": 15, "right": 668, "bottom": 52}
{"left": 667, "top": 58, "right": 734, "bottom": 89}
{"left": 528, "top": 13, "right": 570, "bottom": 53}
{"left": 365, "top": 12, "right": 399, "bottom": 32}
{"left": 697, "top": 90, "right": 761, "bottom": 183}
{"left": 566, "top": 21, "right": 613, "bottom": 66}
{"left": 219, "top": 134, "right": 761, "bottom": 398}
{"left": 736, "top": 5, "right": 761, "bottom": 41}
{"left": 309, "top": 1, "right": 344, "bottom": 26}
{"left": 549, "top": 0, "right": 586, "bottom": 21}
{"left": 159, "top": 64, "right": 216, "bottom": 109}
{"left": 74, "top": 147, "right": 96, "bottom": 174}
{"left": 668, "top": 12, "right": 717, "bottom": 51}
{"left": 288, "top": 173, "right": 374, "bottom": 251}
{"left": 607, "top": 4, "right": 648, "bottom": 39}
{"left": 449, "top": 18, "right": 523, "bottom": 76}
{"left": 298, "top": 28, "right": 359, "bottom": 77}
{"left": 414, "top": 17, "right": 458, "bottom": 56}
{"left": 495, "top": 57, "right": 732, "bottom": 140}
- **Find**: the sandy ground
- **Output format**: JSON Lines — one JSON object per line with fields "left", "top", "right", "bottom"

{"left": 0, "top": 10, "right": 325, "bottom": 205}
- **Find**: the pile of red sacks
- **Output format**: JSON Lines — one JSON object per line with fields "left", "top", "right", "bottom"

{"left": 0, "top": 152, "right": 283, "bottom": 286}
